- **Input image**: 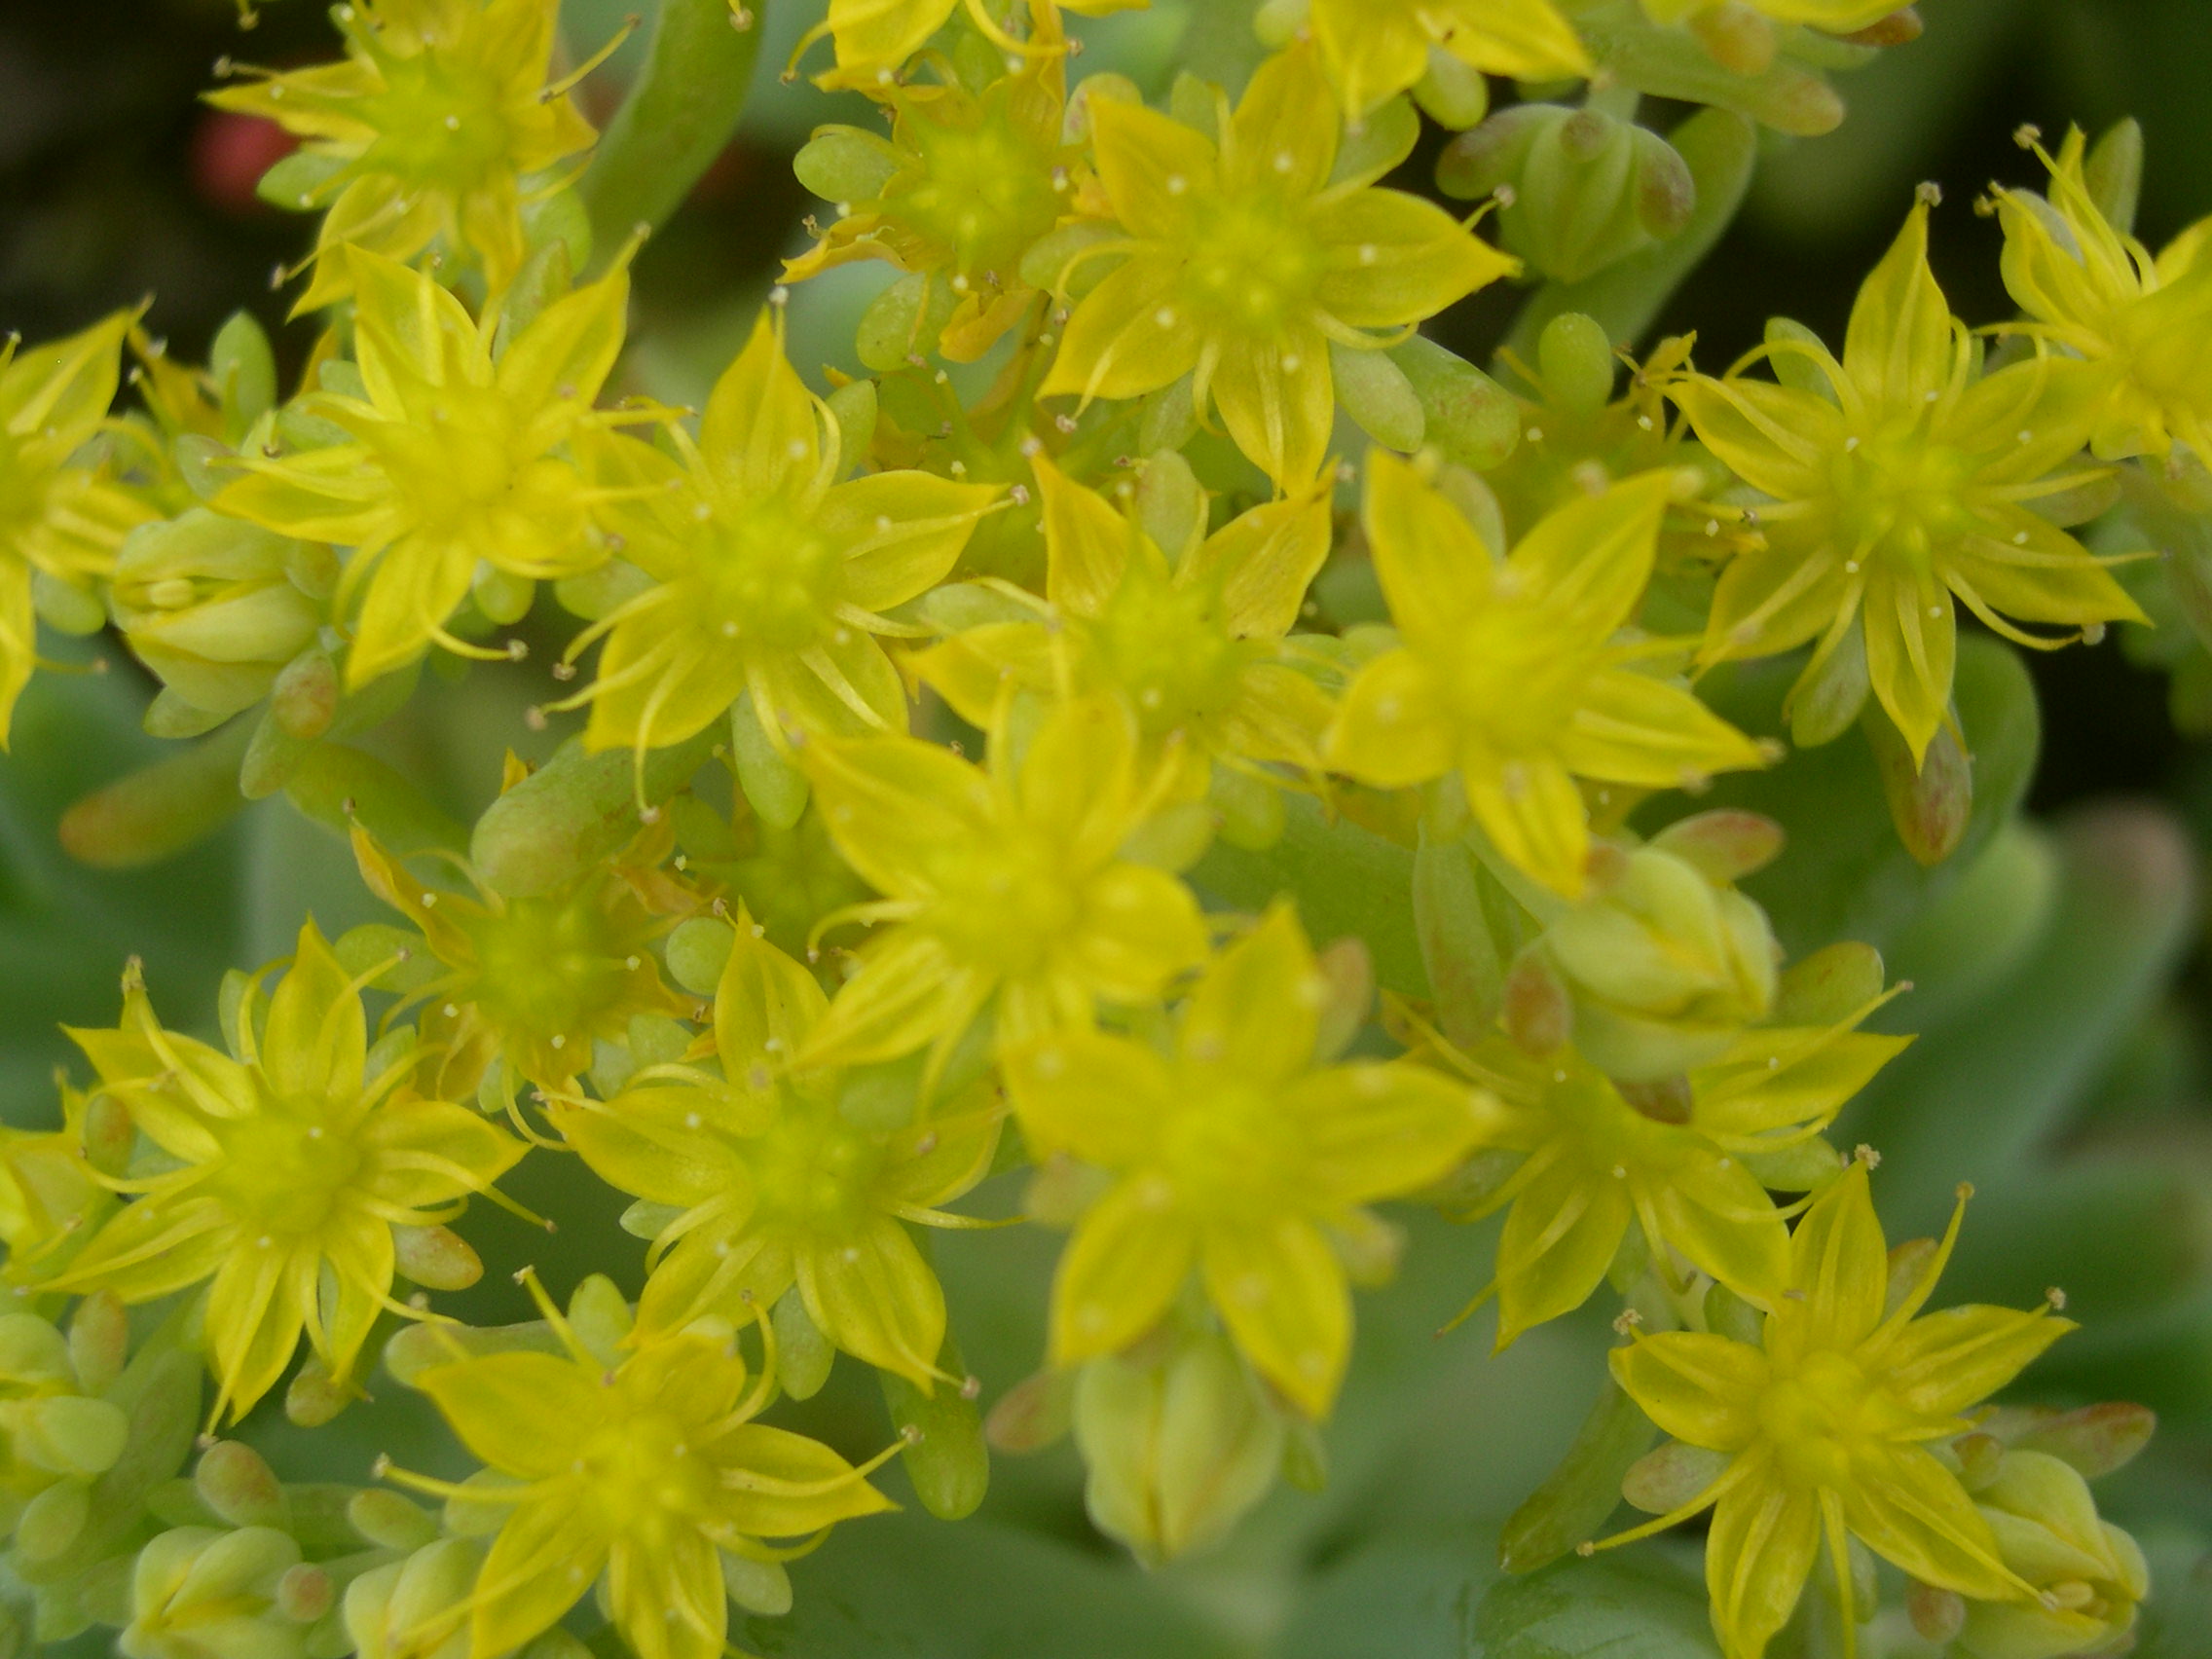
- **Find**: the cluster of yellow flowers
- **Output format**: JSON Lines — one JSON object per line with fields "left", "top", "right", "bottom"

{"left": 0, "top": 0, "right": 2201, "bottom": 1657}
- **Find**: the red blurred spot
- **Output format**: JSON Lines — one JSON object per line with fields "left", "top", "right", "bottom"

{"left": 191, "top": 110, "right": 299, "bottom": 216}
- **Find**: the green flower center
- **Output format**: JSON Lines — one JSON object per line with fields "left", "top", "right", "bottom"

{"left": 459, "top": 891, "right": 633, "bottom": 1052}
{"left": 890, "top": 114, "right": 1061, "bottom": 277}
{"left": 356, "top": 52, "right": 514, "bottom": 195}
{"left": 694, "top": 504, "right": 843, "bottom": 653}
{"left": 1178, "top": 193, "right": 1324, "bottom": 338}
{"left": 1760, "top": 1349, "right": 1873, "bottom": 1489}
{"left": 749, "top": 1101, "right": 887, "bottom": 1236}
{"left": 1090, "top": 579, "right": 1252, "bottom": 738}
{"left": 1445, "top": 598, "right": 1607, "bottom": 759}
{"left": 1161, "top": 1079, "right": 1294, "bottom": 1217}
{"left": 1832, "top": 429, "right": 1979, "bottom": 571}
{"left": 581, "top": 1407, "right": 717, "bottom": 1532}
{"left": 214, "top": 1104, "right": 366, "bottom": 1238}
{"left": 927, "top": 832, "right": 1082, "bottom": 977}
{"left": 372, "top": 386, "right": 586, "bottom": 556}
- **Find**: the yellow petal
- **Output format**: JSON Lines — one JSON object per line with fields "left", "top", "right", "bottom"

{"left": 1050, "top": 1177, "right": 1198, "bottom": 1366}
{"left": 1192, "top": 480, "right": 1334, "bottom": 639}
{"left": 261, "top": 921, "right": 366, "bottom": 1113}
{"left": 1511, "top": 468, "right": 1675, "bottom": 633}
{"left": 1463, "top": 753, "right": 1591, "bottom": 901}
{"left": 469, "top": 1497, "right": 608, "bottom": 1657}
{"left": 417, "top": 1351, "right": 606, "bottom": 1479}
{"left": 1557, "top": 666, "right": 1771, "bottom": 789}
{"left": 1861, "top": 561, "right": 1955, "bottom": 766}
{"left": 1778, "top": 1160, "right": 1888, "bottom": 1352}
{"left": 1199, "top": 1214, "right": 1350, "bottom": 1418}
{"left": 1872, "top": 1303, "right": 2074, "bottom": 1419}
{"left": 1608, "top": 1332, "right": 1770, "bottom": 1451}
{"left": 1670, "top": 376, "right": 1843, "bottom": 504}
{"left": 1089, "top": 96, "right": 1220, "bottom": 241}
{"left": 1309, "top": 0, "right": 1428, "bottom": 121}
{"left": 715, "top": 928, "right": 831, "bottom": 1084}
{"left": 1496, "top": 1149, "right": 1633, "bottom": 1344}
{"left": 347, "top": 535, "right": 476, "bottom": 687}
{"left": 794, "top": 1213, "right": 947, "bottom": 1385}
{"left": 1361, "top": 447, "right": 1493, "bottom": 626}
{"left": 496, "top": 267, "right": 630, "bottom": 429}
{"left": 1207, "top": 325, "right": 1335, "bottom": 489}
{"left": 1223, "top": 42, "right": 1338, "bottom": 199}
{"left": 700, "top": 309, "right": 829, "bottom": 503}
{"left": 1179, "top": 903, "right": 1319, "bottom": 1084}
{"left": 1841, "top": 1441, "right": 2018, "bottom": 1600}
{"left": 821, "top": 470, "right": 1000, "bottom": 612}
{"left": 1291, "top": 1063, "right": 1490, "bottom": 1207}
{"left": 1705, "top": 1468, "right": 1821, "bottom": 1659}
{"left": 1039, "top": 254, "right": 1200, "bottom": 404}
{"left": 1843, "top": 203, "right": 1958, "bottom": 413}
{"left": 709, "top": 1422, "right": 894, "bottom": 1536}
{"left": 1311, "top": 190, "right": 1516, "bottom": 329}
{"left": 1034, "top": 454, "right": 1138, "bottom": 617}
{"left": 1003, "top": 1028, "right": 1176, "bottom": 1166}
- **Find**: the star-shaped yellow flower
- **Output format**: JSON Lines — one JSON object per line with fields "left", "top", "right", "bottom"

{"left": 1326, "top": 451, "right": 1771, "bottom": 899}
{"left": 796, "top": 695, "right": 1209, "bottom": 1076}
{"left": 401, "top": 1287, "right": 892, "bottom": 1659}
{"left": 1997, "top": 127, "right": 2212, "bottom": 463}
{"left": 1037, "top": 42, "right": 1515, "bottom": 488}
{"left": 557, "top": 308, "right": 999, "bottom": 756}
{"left": 1672, "top": 201, "right": 2146, "bottom": 763}
{"left": 206, "top": 0, "right": 599, "bottom": 309}
{"left": 1005, "top": 904, "right": 1489, "bottom": 1417}
{"left": 215, "top": 246, "right": 629, "bottom": 687}
{"left": 50, "top": 924, "right": 524, "bottom": 1422}
{"left": 558, "top": 920, "right": 1001, "bottom": 1385}
{"left": 913, "top": 453, "right": 1336, "bottom": 784}
{"left": 1604, "top": 1161, "right": 2071, "bottom": 1659}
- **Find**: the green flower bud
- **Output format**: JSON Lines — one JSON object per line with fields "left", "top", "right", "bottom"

{"left": 389, "top": 1224, "right": 483, "bottom": 1293}
{"left": 13, "top": 1475, "right": 90, "bottom": 1563}
{"left": 345, "top": 1490, "right": 439, "bottom": 1555}
{"left": 1438, "top": 106, "right": 1696, "bottom": 284}
{"left": 1537, "top": 834, "right": 1781, "bottom": 1081}
{"left": 67, "top": 1293, "right": 129, "bottom": 1398}
{"left": 772, "top": 1286, "right": 835, "bottom": 1402}
{"left": 1960, "top": 1450, "right": 2149, "bottom": 1659}
{"left": 880, "top": 1330, "right": 988, "bottom": 1521}
{"left": 111, "top": 509, "right": 328, "bottom": 721}
{"left": 1072, "top": 1327, "right": 1286, "bottom": 1567}
{"left": 10, "top": 1393, "right": 130, "bottom": 1478}
{"left": 121, "top": 1526, "right": 306, "bottom": 1659}
{"left": 194, "top": 1442, "right": 287, "bottom": 1531}
{"left": 0, "top": 1314, "right": 71, "bottom": 1389}
{"left": 344, "top": 1538, "right": 480, "bottom": 1659}
{"left": 720, "top": 1551, "right": 793, "bottom": 1618}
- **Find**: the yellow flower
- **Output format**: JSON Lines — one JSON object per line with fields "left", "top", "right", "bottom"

{"left": 1604, "top": 1161, "right": 2071, "bottom": 1659}
{"left": 1326, "top": 452, "right": 1771, "bottom": 899}
{"left": 206, "top": 0, "right": 598, "bottom": 310}
{"left": 1309, "top": 0, "right": 1590, "bottom": 124}
{"left": 350, "top": 820, "right": 684, "bottom": 1096}
{"left": 400, "top": 1287, "right": 893, "bottom": 1659}
{"left": 1037, "top": 42, "right": 1515, "bottom": 488}
{"left": 1410, "top": 997, "right": 1907, "bottom": 1347}
{"left": 50, "top": 925, "right": 524, "bottom": 1422}
{"left": 1672, "top": 202, "right": 2146, "bottom": 764}
{"left": 787, "top": 5, "right": 1081, "bottom": 362}
{"left": 796, "top": 695, "right": 1210, "bottom": 1075}
{"left": 0, "top": 311, "right": 151, "bottom": 745}
{"left": 557, "top": 920, "right": 1002, "bottom": 1385}
{"left": 799, "top": 0, "right": 1147, "bottom": 92}
{"left": 913, "top": 453, "right": 1336, "bottom": 782}
{"left": 555, "top": 309, "right": 999, "bottom": 756}
{"left": 215, "top": 245, "right": 629, "bottom": 688}
{"left": 1005, "top": 904, "right": 1488, "bottom": 1418}
{"left": 1997, "top": 128, "right": 2212, "bottom": 463}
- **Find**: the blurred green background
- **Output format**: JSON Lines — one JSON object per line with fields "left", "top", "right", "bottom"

{"left": 6, "top": 2, "right": 2212, "bottom": 1654}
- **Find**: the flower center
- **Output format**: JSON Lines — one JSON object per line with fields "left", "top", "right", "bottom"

{"left": 1161, "top": 1079, "right": 1293, "bottom": 1218}
{"left": 1090, "top": 579, "right": 1252, "bottom": 737}
{"left": 460, "top": 891, "right": 632, "bottom": 1051}
{"left": 694, "top": 504, "right": 843, "bottom": 653}
{"left": 926, "top": 830, "right": 1082, "bottom": 978}
{"left": 213, "top": 1103, "right": 365, "bottom": 1238}
{"left": 1177, "top": 193, "right": 1324, "bottom": 338}
{"left": 580, "top": 1408, "right": 717, "bottom": 1533}
{"left": 1831, "top": 429, "right": 1978, "bottom": 571}
{"left": 1445, "top": 597, "right": 1607, "bottom": 760}
{"left": 891, "top": 113, "right": 1061, "bottom": 277}
{"left": 356, "top": 52, "right": 514, "bottom": 195}
{"left": 1760, "top": 1349, "right": 1871, "bottom": 1489}
{"left": 748, "top": 1101, "right": 887, "bottom": 1236}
